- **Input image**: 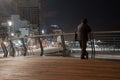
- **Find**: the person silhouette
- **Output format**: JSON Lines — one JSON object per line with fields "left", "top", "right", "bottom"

{"left": 77, "top": 18, "right": 92, "bottom": 59}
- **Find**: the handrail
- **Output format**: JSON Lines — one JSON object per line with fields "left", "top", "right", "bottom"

{"left": 93, "top": 31, "right": 120, "bottom": 34}
{"left": 9, "top": 30, "right": 120, "bottom": 40}
{"left": 1, "top": 30, "right": 120, "bottom": 58}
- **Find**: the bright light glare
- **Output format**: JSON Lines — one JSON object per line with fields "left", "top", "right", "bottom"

{"left": 8, "top": 21, "right": 12, "bottom": 26}
{"left": 11, "top": 33, "right": 14, "bottom": 36}
{"left": 18, "top": 40, "right": 21, "bottom": 44}
{"left": 42, "top": 29, "right": 45, "bottom": 34}
{"left": 3, "top": 41, "right": 7, "bottom": 45}
{"left": 97, "top": 40, "right": 101, "bottom": 42}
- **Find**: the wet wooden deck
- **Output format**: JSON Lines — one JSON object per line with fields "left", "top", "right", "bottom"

{"left": 0, "top": 56, "right": 120, "bottom": 80}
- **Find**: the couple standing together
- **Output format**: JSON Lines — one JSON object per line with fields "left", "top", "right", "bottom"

{"left": 76, "top": 18, "right": 92, "bottom": 59}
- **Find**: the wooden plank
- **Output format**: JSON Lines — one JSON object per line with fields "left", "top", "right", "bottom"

{"left": 0, "top": 57, "right": 120, "bottom": 80}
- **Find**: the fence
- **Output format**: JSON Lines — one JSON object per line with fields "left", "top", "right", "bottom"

{"left": 0, "top": 31, "right": 120, "bottom": 59}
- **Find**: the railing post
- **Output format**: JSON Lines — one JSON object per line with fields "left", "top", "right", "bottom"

{"left": 90, "top": 33, "right": 95, "bottom": 59}
{"left": 21, "top": 38, "right": 27, "bottom": 56}
{"left": 9, "top": 40, "right": 15, "bottom": 57}
{"left": 1, "top": 42, "right": 8, "bottom": 57}
{"left": 60, "top": 34, "right": 66, "bottom": 57}
{"left": 38, "top": 37, "right": 44, "bottom": 56}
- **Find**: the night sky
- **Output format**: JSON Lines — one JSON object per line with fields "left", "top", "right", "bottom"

{"left": 0, "top": 0, "right": 120, "bottom": 32}
{"left": 45, "top": 0, "right": 120, "bottom": 32}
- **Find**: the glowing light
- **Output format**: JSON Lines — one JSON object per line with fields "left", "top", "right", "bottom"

{"left": 11, "top": 33, "right": 14, "bottom": 36}
{"left": 3, "top": 41, "right": 7, "bottom": 45}
{"left": 8, "top": 21, "right": 12, "bottom": 26}
{"left": 42, "top": 29, "right": 45, "bottom": 34}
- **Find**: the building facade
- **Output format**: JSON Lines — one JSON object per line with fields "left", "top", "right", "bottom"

{"left": 15, "top": 0, "right": 40, "bottom": 35}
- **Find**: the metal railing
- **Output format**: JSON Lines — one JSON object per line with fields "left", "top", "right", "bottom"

{"left": 0, "top": 31, "right": 120, "bottom": 59}
{"left": 91, "top": 31, "right": 120, "bottom": 59}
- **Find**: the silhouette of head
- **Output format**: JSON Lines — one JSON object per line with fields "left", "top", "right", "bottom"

{"left": 82, "top": 18, "right": 88, "bottom": 24}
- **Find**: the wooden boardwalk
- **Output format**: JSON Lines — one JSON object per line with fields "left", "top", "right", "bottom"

{"left": 0, "top": 56, "right": 120, "bottom": 80}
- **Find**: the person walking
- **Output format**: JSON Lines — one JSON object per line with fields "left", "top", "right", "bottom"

{"left": 77, "top": 18, "right": 92, "bottom": 59}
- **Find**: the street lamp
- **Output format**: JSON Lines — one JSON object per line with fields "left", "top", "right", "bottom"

{"left": 42, "top": 29, "right": 45, "bottom": 34}
{"left": 8, "top": 21, "right": 12, "bottom": 26}
{"left": 11, "top": 33, "right": 14, "bottom": 36}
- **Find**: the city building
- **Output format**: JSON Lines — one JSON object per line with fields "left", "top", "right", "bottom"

{"left": 0, "top": 0, "right": 47, "bottom": 38}
{"left": 15, "top": 0, "right": 40, "bottom": 35}
{"left": 1, "top": 15, "right": 29, "bottom": 38}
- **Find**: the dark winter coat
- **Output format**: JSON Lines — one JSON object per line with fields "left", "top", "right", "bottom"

{"left": 77, "top": 23, "right": 91, "bottom": 41}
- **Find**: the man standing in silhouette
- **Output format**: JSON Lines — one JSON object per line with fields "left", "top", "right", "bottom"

{"left": 77, "top": 18, "right": 92, "bottom": 59}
